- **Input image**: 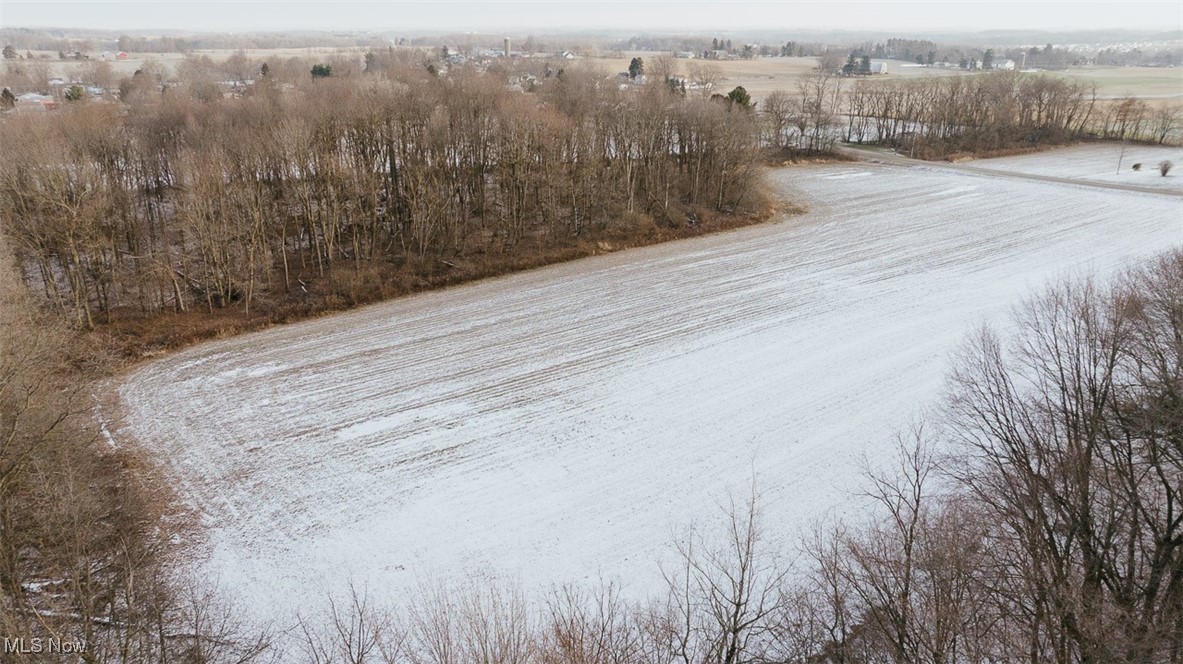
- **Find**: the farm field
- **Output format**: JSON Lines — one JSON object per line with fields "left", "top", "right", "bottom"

{"left": 596, "top": 52, "right": 1183, "bottom": 101}
{"left": 32, "top": 47, "right": 371, "bottom": 78}
{"left": 1052, "top": 65, "right": 1183, "bottom": 99}
{"left": 594, "top": 54, "right": 966, "bottom": 98}
{"left": 114, "top": 151, "right": 1183, "bottom": 625}
{"left": 968, "top": 143, "right": 1183, "bottom": 191}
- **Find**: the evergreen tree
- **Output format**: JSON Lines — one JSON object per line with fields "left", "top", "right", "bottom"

{"left": 726, "top": 85, "right": 752, "bottom": 109}
{"left": 628, "top": 56, "right": 644, "bottom": 80}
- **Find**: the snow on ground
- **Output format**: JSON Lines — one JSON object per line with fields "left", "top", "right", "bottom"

{"left": 115, "top": 158, "right": 1182, "bottom": 626}
{"left": 969, "top": 143, "right": 1183, "bottom": 191}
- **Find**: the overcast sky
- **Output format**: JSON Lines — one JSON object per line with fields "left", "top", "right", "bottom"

{"left": 2, "top": 1, "right": 1181, "bottom": 34}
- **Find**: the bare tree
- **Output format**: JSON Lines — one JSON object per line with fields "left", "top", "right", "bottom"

{"left": 761, "top": 90, "right": 794, "bottom": 149}
{"left": 797, "top": 71, "right": 842, "bottom": 153}
{"left": 298, "top": 582, "right": 399, "bottom": 664}
{"left": 947, "top": 252, "right": 1183, "bottom": 663}
{"left": 1151, "top": 105, "right": 1181, "bottom": 144}
{"left": 406, "top": 578, "right": 534, "bottom": 664}
{"left": 686, "top": 63, "right": 722, "bottom": 97}
{"left": 650, "top": 52, "right": 679, "bottom": 84}
{"left": 541, "top": 582, "right": 643, "bottom": 664}
{"left": 657, "top": 488, "right": 790, "bottom": 664}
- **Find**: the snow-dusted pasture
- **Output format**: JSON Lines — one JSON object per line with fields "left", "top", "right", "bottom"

{"left": 116, "top": 157, "right": 1182, "bottom": 624}
{"left": 969, "top": 143, "right": 1183, "bottom": 191}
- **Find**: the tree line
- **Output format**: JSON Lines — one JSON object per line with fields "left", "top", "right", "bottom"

{"left": 0, "top": 61, "right": 763, "bottom": 337}
{"left": 841, "top": 71, "right": 1179, "bottom": 158}
{"left": 0, "top": 26, "right": 395, "bottom": 54}
{"left": 0, "top": 232, "right": 266, "bottom": 662}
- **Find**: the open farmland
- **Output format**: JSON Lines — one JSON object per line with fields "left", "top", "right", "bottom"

{"left": 24, "top": 45, "right": 1181, "bottom": 107}
{"left": 1052, "top": 65, "right": 1183, "bottom": 99}
{"left": 594, "top": 54, "right": 969, "bottom": 99}
{"left": 114, "top": 152, "right": 1183, "bottom": 625}
{"left": 596, "top": 52, "right": 1183, "bottom": 101}
{"left": 968, "top": 143, "right": 1183, "bottom": 191}
{"left": 30, "top": 46, "right": 372, "bottom": 78}
{"left": 595, "top": 54, "right": 822, "bottom": 97}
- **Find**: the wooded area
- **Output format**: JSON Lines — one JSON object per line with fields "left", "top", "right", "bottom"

{"left": 839, "top": 71, "right": 1179, "bottom": 158}
{"left": 0, "top": 234, "right": 278, "bottom": 662}
{"left": 0, "top": 62, "right": 765, "bottom": 351}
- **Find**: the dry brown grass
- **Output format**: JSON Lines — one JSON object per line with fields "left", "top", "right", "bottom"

{"left": 760, "top": 146, "right": 857, "bottom": 166}
{"left": 939, "top": 144, "right": 1066, "bottom": 162}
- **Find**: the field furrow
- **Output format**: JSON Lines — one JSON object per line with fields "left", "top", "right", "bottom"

{"left": 116, "top": 159, "right": 1183, "bottom": 622}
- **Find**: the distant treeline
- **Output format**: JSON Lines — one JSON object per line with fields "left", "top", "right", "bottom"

{"left": 848, "top": 38, "right": 1183, "bottom": 70}
{"left": 0, "top": 63, "right": 762, "bottom": 335}
{"left": 0, "top": 27, "right": 394, "bottom": 54}
{"left": 1095, "top": 46, "right": 1183, "bottom": 67}
{"left": 841, "top": 71, "right": 1180, "bottom": 158}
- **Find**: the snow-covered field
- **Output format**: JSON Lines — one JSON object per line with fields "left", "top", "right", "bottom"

{"left": 969, "top": 143, "right": 1183, "bottom": 191}
{"left": 115, "top": 155, "right": 1182, "bottom": 625}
